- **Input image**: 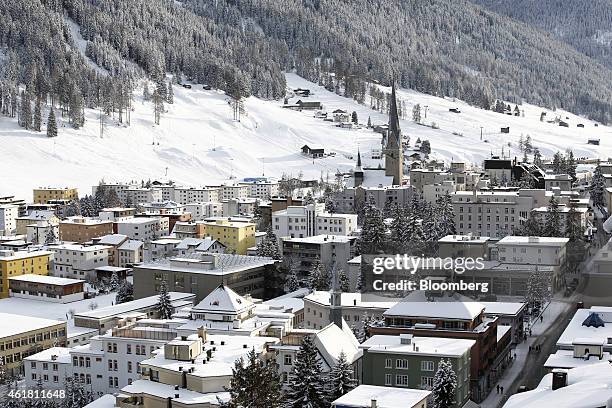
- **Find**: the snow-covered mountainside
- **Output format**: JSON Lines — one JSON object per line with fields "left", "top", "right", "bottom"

{"left": 1, "top": 73, "right": 611, "bottom": 199}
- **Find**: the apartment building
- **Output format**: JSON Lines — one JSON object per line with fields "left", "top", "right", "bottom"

{"left": 50, "top": 244, "right": 110, "bottom": 281}
{"left": 8, "top": 274, "right": 85, "bottom": 303}
{"left": 15, "top": 210, "right": 59, "bottom": 235}
{"left": 33, "top": 187, "right": 78, "bottom": 204}
{"left": 220, "top": 184, "right": 250, "bottom": 200}
{"left": 315, "top": 212, "right": 358, "bottom": 236}
{"left": 0, "top": 313, "right": 67, "bottom": 376}
{"left": 98, "top": 207, "right": 136, "bottom": 223}
{"left": 281, "top": 235, "right": 357, "bottom": 278}
{"left": 116, "top": 217, "right": 170, "bottom": 242}
{"left": 0, "top": 249, "right": 53, "bottom": 298}
{"left": 239, "top": 179, "right": 279, "bottom": 199}
{"left": 272, "top": 203, "right": 324, "bottom": 238}
{"left": 360, "top": 334, "right": 473, "bottom": 406}
{"left": 125, "top": 187, "right": 162, "bottom": 205}
{"left": 172, "top": 187, "right": 221, "bottom": 204}
{"left": 148, "top": 238, "right": 182, "bottom": 260}
{"left": 422, "top": 180, "right": 456, "bottom": 204}
{"left": 409, "top": 168, "right": 453, "bottom": 193}
{"left": 59, "top": 217, "right": 114, "bottom": 244}
{"left": 452, "top": 189, "right": 537, "bottom": 238}
{"left": 184, "top": 202, "right": 222, "bottom": 221}
{"left": 25, "top": 320, "right": 179, "bottom": 396}
{"left": 544, "top": 174, "right": 573, "bottom": 191}
{"left": 495, "top": 236, "right": 568, "bottom": 266}
{"left": 0, "top": 204, "right": 19, "bottom": 235}
{"left": 199, "top": 219, "right": 256, "bottom": 255}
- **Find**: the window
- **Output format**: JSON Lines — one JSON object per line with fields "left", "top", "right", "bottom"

{"left": 284, "top": 355, "right": 292, "bottom": 366}
{"left": 396, "top": 359, "right": 409, "bottom": 369}
{"left": 127, "top": 344, "right": 132, "bottom": 354}
{"left": 128, "top": 361, "right": 132, "bottom": 373}
{"left": 421, "top": 376, "right": 434, "bottom": 389}
{"left": 385, "top": 358, "right": 392, "bottom": 368}
{"left": 395, "top": 375, "right": 409, "bottom": 387}
{"left": 385, "top": 374, "right": 392, "bottom": 386}
{"left": 421, "top": 361, "right": 435, "bottom": 371}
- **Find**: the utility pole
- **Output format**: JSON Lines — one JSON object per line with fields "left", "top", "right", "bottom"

{"left": 480, "top": 126, "right": 484, "bottom": 141}
{"left": 99, "top": 107, "right": 104, "bottom": 139}
{"left": 423, "top": 105, "right": 429, "bottom": 119}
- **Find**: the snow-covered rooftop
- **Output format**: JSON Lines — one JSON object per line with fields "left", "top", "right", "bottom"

{"left": 360, "top": 334, "right": 474, "bottom": 358}
{"left": 331, "top": 385, "right": 430, "bottom": 407}
{"left": 74, "top": 292, "right": 194, "bottom": 319}
{"left": 497, "top": 236, "right": 570, "bottom": 246}
{"left": 23, "top": 346, "right": 72, "bottom": 364}
{"left": 557, "top": 307, "right": 612, "bottom": 350}
{"left": 438, "top": 234, "right": 491, "bottom": 243}
{"left": 0, "top": 312, "right": 64, "bottom": 338}
{"left": 544, "top": 350, "right": 612, "bottom": 370}
{"left": 8, "top": 274, "right": 84, "bottom": 286}
{"left": 192, "top": 285, "right": 254, "bottom": 314}
{"left": 305, "top": 291, "right": 398, "bottom": 310}
{"left": 314, "top": 321, "right": 361, "bottom": 368}
{"left": 480, "top": 301, "right": 527, "bottom": 316}
{"left": 384, "top": 301, "right": 485, "bottom": 321}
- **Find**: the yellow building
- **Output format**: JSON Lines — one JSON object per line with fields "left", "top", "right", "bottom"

{"left": 201, "top": 220, "right": 255, "bottom": 255}
{"left": 0, "top": 250, "right": 52, "bottom": 298}
{"left": 0, "top": 312, "right": 66, "bottom": 375}
{"left": 33, "top": 187, "right": 78, "bottom": 204}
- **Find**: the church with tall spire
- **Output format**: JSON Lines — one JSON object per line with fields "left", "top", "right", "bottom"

{"left": 384, "top": 82, "right": 404, "bottom": 185}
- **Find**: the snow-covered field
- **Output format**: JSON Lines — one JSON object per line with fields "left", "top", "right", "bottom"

{"left": 1, "top": 72, "right": 611, "bottom": 200}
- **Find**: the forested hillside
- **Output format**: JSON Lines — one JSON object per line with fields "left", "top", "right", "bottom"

{"left": 1, "top": 0, "right": 612, "bottom": 129}
{"left": 469, "top": 0, "right": 612, "bottom": 68}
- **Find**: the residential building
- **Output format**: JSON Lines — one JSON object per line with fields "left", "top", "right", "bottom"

{"left": 15, "top": 210, "right": 59, "bottom": 235}
{"left": 124, "top": 187, "right": 162, "bottom": 205}
{"left": 316, "top": 212, "right": 358, "bottom": 236}
{"left": 494, "top": 236, "right": 568, "bottom": 266}
{"left": 117, "top": 239, "right": 144, "bottom": 267}
{"left": 239, "top": 179, "right": 279, "bottom": 199}
{"left": 9, "top": 274, "right": 85, "bottom": 303}
{"left": 116, "top": 217, "right": 170, "bottom": 242}
{"left": 50, "top": 244, "right": 110, "bottom": 281}
{"left": 532, "top": 204, "right": 588, "bottom": 232}
{"left": 132, "top": 253, "right": 278, "bottom": 302}
{"left": 544, "top": 174, "right": 573, "bottom": 191}
{"left": 148, "top": 238, "right": 182, "bottom": 261}
{"left": 272, "top": 203, "right": 324, "bottom": 239}
{"left": 0, "top": 313, "right": 66, "bottom": 375}
{"left": 93, "top": 234, "right": 129, "bottom": 267}
{"left": 410, "top": 168, "right": 453, "bottom": 193}
{"left": 360, "top": 334, "right": 473, "bottom": 406}
{"left": 33, "top": 187, "right": 78, "bottom": 204}
{"left": 422, "top": 180, "right": 456, "bottom": 203}
{"left": 0, "top": 204, "right": 19, "bottom": 235}
{"left": 173, "top": 187, "right": 221, "bottom": 204}
{"left": 98, "top": 207, "right": 136, "bottom": 223}
{"left": 281, "top": 235, "right": 357, "bottom": 278}
{"left": 199, "top": 219, "right": 256, "bottom": 255}
{"left": 184, "top": 202, "right": 223, "bottom": 221}
{"left": 59, "top": 217, "right": 114, "bottom": 244}
{"left": 0, "top": 249, "right": 53, "bottom": 298}
{"left": 220, "top": 184, "right": 250, "bottom": 200}
{"left": 174, "top": 238, "right": 226, "bottom": 256}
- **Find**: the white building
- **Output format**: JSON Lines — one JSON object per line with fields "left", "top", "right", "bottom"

{"left": 184, "top": 202, "right": 223, "bottom": 221}
{"left": 273, "top": 203, "right": 324, "bottom": 239}
{"left": 50, "top": 244, "right": 111, "bottom": 281}
{"left": 239, "top": 180, "right": 279, "bottom": 199}
{"left": 544, "top": 174, "right": 573, "bottom": 191}
{"left": 410, "top": 168, "right": 453, "bottom": 193}
{"left": 495, "top": 236, "right": 569, "bottom": 266}
{"left": 452, "top": 189, "right": 538, "bottom": 238}
{"left": 140, "top": 201, "right": 186, "bottom": 215}
{"left": 332, "top": 385, "right": 430, "bottom": 408}
{"left": 315, "top": 212, "right": 358, "bottom": 236}
{"left": 0, "top": 204, "right": 18, "bottom": 235}
{"left": 422, "top": 180, "right": 456, "bottom": 204}
{"left": 116, "top": 217, "right": 170, "bottom": 242}
{"left": 173, "top": 187, "right": 221, "bottom": 204}
{"left": 25, "top": 319, "right": 179, "bottom": 397}
{"left": 149, "top": 238, "right": 182, "bottom": 260}
{"left": 124, "top": 187, "right": 162, "bottom": 205}
{"left": 220, "top": 184, "right": 250, "bottom": 200}
{"left": 532, "top": 205, "right": 588, "bottom": 232}
{"left": 117, "top": 239, "right": 144, "bottom": 267}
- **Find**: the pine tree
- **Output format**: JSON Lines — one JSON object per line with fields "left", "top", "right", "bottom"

{"left": 412, "top": 103, "right": 421, "bottom": 123}
{"left": 432, "top": 359, "right": 458, "bottom": 408}
{"left": 358, "top": 202, "right": 386, "bottom": 253}
{"left": 46, "top": 107, "right": 57, "bottom": 138}
{"left": 338, "top": 269, "right": 350, "bottom": 292}
{"left": 565, "top": 200, "right": 584, "bottom": 242}
{"left": 109, "top": 271, "right": 120, "bottom": 291}
{"left": 222, "top": 348, "right": 284, "bottom": 408}
{"left": 326, "top": 351, "right": 356, "bottom": 403}
{"left": 590, "top": 165, "right": 606, "bottom": 208}
{"left": 533, "top": 148, "right": 542, "bottom": 167}
{"left": 33, "top": 98, "right": 41, "bottom": 132}
{"left": 351, "top": 111, "right": 358, "bottom": 124}
{"left": 436, "top": 193, "right": 456, "bottom": 237}
{"left": 143, "top": 82, "right": 151, "bottom": 101}
{"left": 44, "top": 225, "right": 57, "bottom": 245}
{"left": 566, "top": 150, "right": 576, "bottom": 180}
{"left": 518, "top": 212, "right": 543, "bottom": 236}
{"left": 166, "top": 81, "right": 174, "bottom": 104}
{"left": 525, "top": 270, "right": 551, "bottom": 312}
{"left": 308, "top": 258, "right": 329, "bottom": 291}
{"left": 367, "top": 116, "right": 372, "bottom": 128}
{"left": 355, "top": 270, "right": 364, "bottom": 293}
{"left": 518, "top": 135, "right": 524, "bottom": 152}
{"left": 256, "top": 228, "right": 281, "bottom": 259}
{"left": 552, "top": 151, "right": 563, "bottom": 174}
{"left": 286, "top": 335, "right": 327, "bottom": 408}
{"left": 20, "top": 90, "right": 32, "bottom": 129}
{"left": 116, "top": 280, "right": 134, "bottom": 304}
{"left": 524, "top": 135, "right": 533, "bottom": 153}
{"left": 543, "top": 195, "right": 561, "bottom": 237}
{"left": 286, "top": 265, "right": 300, "bottom": 293}
{"left": 156, "top": 279, "right": 173, "bottom": 319}
{"left": 152, "top": 88, "right": 163, "bottom": 125}
{"left": 303, "top": 191, "right": 315, "bottom": 205}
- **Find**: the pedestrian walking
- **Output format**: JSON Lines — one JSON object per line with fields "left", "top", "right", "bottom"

{"left": 540, "top": 315, "right": 543, "bottom": 323}
{"left": 500, "top": 386, "right": 504, "bottom": 394}
{"left": 496, "top": 385, "right": 500, "bottom": 394}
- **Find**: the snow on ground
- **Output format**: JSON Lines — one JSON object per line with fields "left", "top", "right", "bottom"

{"left": 0, "top": 72, "right": 611, "bottom": 199}
{"left": 0, "top": 292, "right": 116, "bottom": 335}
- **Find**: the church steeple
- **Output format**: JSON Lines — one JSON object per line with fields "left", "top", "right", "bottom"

{"left": 356, "top": 148, "right": 362, "bottom": 170}
{"left": 385, "top": 82, "right": 404, "bottom": 185}
{"left": 329, "top": 264, "right": 343, "bottom": 328}
{"left": 354, "top": 148, "right": 364, "bottom": 187}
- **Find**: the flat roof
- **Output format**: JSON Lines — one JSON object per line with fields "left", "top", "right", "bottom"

{"left": 498, "top": 236, "right": 570, "bottom": 246}
{"left": 360, "top": 335, "right": 474, "bottom": 358}
{"left": 74, "top": 292, "right": 194, "bottom": 320}
{"left": 480, "top": 301, "right": 527, "bottom": 316}
{"left": 0, "top": 250, "right": 53, "bottom": 260}
{"left": 0, "top": 312, "right": 65, "bottom": 338}
{"left": 9, "top": 274, "right": 84, "bottom": 286}
{"left": 557, "top": 307, "right": 612, "bottom": 349}
{"left": 384, "top": 301, "right": 485, "bottom": 321}
{"left": 438, "top": 234, "right": 490, "bottom": 243}
{"left": 332, "top": 385, "right": 430, "bottom": 408}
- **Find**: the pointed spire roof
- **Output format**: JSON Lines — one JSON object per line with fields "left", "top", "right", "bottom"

{"left": 582, "top": 312, "right": 605, "bottom": 328}
{"left": 388, "top": 82, "right": 401, "bottom": 148}
{"left": 356, "top": 149, "right": 363, "bottom": 171}
{"left": 192, "top": 285, "right": 254, "bottom": 314}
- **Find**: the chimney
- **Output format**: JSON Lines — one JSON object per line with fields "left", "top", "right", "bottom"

{"left": 198, "top": 326, "right": 207, "bottom": 342}
{"left": 371, "top": 399, "right": 377, "bottom": 408}
{"left": 552, "top": 369, "right": 568, "bottom": 390}
{"left": 400, "top": 334, "right": 413, "bottom": 345}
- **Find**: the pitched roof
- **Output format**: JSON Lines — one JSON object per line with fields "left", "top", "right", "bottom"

{"left": 387, "top": 82, "right": 401, "bottom": 149}
{"left": 192, "top": 285, "right": 254, "bottom": 314}
{"left": 583, "top": 312, "right": 606, "bottom": 328}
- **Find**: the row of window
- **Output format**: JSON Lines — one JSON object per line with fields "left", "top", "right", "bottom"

{"left": 384, "top": 359, "right": 435, "bottom": 371}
